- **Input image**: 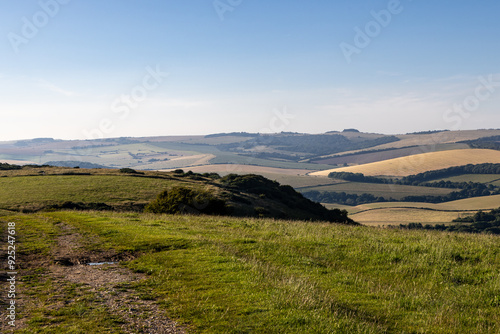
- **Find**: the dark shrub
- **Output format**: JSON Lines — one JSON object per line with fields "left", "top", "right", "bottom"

{"left": 119, "top": 168, "right": 143, "bottom": 174}
{"left": 145, "top": 186, "right": 227, "bottom": 215}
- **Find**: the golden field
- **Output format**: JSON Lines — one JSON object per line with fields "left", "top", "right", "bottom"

{"left": 324, "top": 194, "right": 500, "bottom": 225}
{"left": 311, "top": 149, "right": 500, "bottom": 177}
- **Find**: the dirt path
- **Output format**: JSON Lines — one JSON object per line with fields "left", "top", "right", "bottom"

{"left": 4, "top": 223, "right": 187, "bottom": 333}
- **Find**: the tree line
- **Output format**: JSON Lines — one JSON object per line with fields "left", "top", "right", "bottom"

{"left": 394, "top": 207, "right": 500, "bottom": 235}
{"left": 329, "top": 163, "right": 500, "bottom": 185}
{"left": 317, "top": 164, "right": 500, "bottom": 205}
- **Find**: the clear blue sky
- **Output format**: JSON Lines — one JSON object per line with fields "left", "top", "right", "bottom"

{"left": 1, "top": 0, "right": 499, "bottom": 140}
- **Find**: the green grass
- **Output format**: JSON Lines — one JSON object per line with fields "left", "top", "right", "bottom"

{"left": 300, "top": 182, "right": 454, "bottom": 200}
{"left": 0, "top": 175, "right": 175, "bottom": 210}
{"left": 5, "top": 211, "right": 499, "bottom": 333}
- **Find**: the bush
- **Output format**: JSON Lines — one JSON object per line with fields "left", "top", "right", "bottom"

{"left": 145, "top": 186, "right": 227, "bottom": 215}
{"left": 0, "top": 163, "right": 22, "bottom": 170}
{"left": 119, "top": 168, "right": 144, "bottom": 174}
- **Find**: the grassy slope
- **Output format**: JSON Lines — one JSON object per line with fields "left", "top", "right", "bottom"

{"left": 0, "top": 167, "right": 352, "bottom": 224}
{"left": 1, "top": 175, "right": 171, "bottom": 206}
{"left": 0, "top": 172, "right": 177, "bottom": 211}
{"left": 2, "top": 211, "right": 499, "bottom": 333}
{"left": 311, "top": 149, "right": 500, "bottom": 177}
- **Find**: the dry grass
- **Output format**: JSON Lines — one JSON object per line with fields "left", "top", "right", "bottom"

{"left": 311, "top": 149, "right": 500, "bottom": 177}
{"left": 350, "top": 208, "right": 477, "bottom": 226}
{"left": 323, "top": 195, "right": 500, "bottom": 226}
{"left": 325, "top": 194, "right": 500, "bottom": 214}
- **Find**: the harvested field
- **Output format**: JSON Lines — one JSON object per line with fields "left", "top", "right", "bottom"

{"left": 311, "top": 149, "right": 500, "bottom": 177}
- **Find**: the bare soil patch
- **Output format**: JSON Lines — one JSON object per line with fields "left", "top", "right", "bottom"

{"left": 2, "top": 222, "right": 187, "bottom": 333}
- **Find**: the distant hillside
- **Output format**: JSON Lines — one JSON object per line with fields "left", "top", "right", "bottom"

{"left": 0, "top": 129, "right": 500, "bottom": 170}
{"left": 218, "top": 133, "right": 400, "bottom": 158}
{"left": 45, "top": 161, "right": 110, "bottom": 169}
{"left": 462, "top": 135, "right": 500, "bottom": 151}
{"left": 311, "top": 149, "right": 500, "bottom": 177}
{"left": 0, "top": 166, "right": 356, "bottom": 224}
{"left": 2, "top": 129, "right": 500, "bottom": 171}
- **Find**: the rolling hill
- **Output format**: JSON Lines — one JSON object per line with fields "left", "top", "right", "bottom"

{"left": 0, "top": 165, "right": 354, "bottom": 224}
{"left": 3, "top": 129, "right": 500, "bottom": 219}
{"left": 3, "top": 129, "right": 500, "bottom": 171}
{"left": 310, "top": 149, "right": 500, "bottom": 177}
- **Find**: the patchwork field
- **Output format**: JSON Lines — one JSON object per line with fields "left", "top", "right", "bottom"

{"left": 311, "top": 143, "right": 469, "bottom": 165}
{"left": 311, "top": 149, "right": 500, "bottom": 177}
{"left": 3, "top": 129, "right": 500, "bottom": 171}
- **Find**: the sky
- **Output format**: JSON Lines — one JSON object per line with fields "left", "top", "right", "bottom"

{"left": 0, "top": 0, "right": 499, "bottom": 141}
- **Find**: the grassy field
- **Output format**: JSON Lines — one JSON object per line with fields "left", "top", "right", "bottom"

{"left": 311, "top": 149, "right": 500, "bottom": 177}
{"left": 1, "top": 211, "right": 499, "bottom": 333}
{"left": 299, "top": 182, "right": 454, "bottom": 200}
{"left": 0, "top": 174, "right": 176, "bottom": 211}
{"left": 434, "top": 174, "right": 500, "bottom": 184}
{"left": 0, "top": 167, "right": 346, "bottom": 212}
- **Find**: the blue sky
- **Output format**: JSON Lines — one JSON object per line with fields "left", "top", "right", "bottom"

{"left": 1, "top": 0, "right": 499, "bottom": 141}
